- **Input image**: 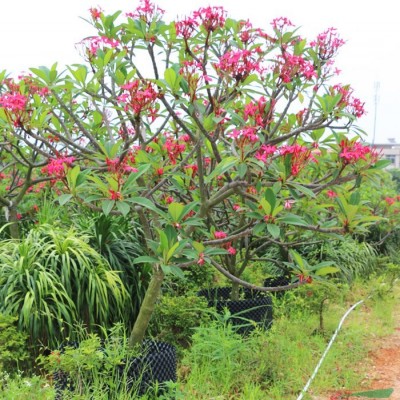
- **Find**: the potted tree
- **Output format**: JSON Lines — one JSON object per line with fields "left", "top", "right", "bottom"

{"left": 0, "top": 0, "right": 388, "bottom": 392}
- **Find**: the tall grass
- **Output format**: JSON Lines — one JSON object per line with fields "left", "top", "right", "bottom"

{"left": 176, "top": 281, "right": 398, "bottom": 399}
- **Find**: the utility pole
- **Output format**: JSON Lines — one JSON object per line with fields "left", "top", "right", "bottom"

{"left": 372, "top": 81, "right": 380, "bottom": 145}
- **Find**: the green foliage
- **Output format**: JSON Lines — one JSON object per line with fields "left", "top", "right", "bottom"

{"left": 180, "top": 320, "right": 252, "bottom": 396}
{"left": 0, "top": 371, "right": 54, "bottom": 399}
{"left": 0, "top": 225, "right": 128, "bottom": 347}
{"left": 39, "top": 323, "right": 175, "bottom": 399}
{"left": 77, "top": 213, "right": 151, "bottom": 326}
{"left": 308, "top": 239, "right": 379, "bottom": 283}
{"left": 148, "top": 294, "right": 211, "bottom": 354}
{"left": 388, "top": 168, "right": 400, "bottom": 192}
{"left": 0, "top": 314, "right": 29, "bottom": 372}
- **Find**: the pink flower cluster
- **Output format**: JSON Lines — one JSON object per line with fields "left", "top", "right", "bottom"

{"left": 89, "top": 7, "right": 102, "bottom": 20}
{"left": 255, "top": 144, "right": 277, "bottom": 163}
{"left": 176, "top": 6, "right": 226, "bottom": 38}
{"left": 310, "top": 28, "right": 345, "bottom": 61}
{"left": 163, "top": 135, "right": 187, "bottom": 165}
{"left": 117, "top": 80, "right": 159, "bottom": 118}
{"left": 332, "top": 84, "right": 365, "bottom": 118}
{"left": 339, "top": 140, "right": 380, "bottom": 165}
{"left": 82, "top": 36, "right": 120, "bottom": 57}
{"left": 244, "top": 97, "right": 275, "bottom": 128}
{"left": 213, "top": 231, "right": 236, "bottom": 255}
{"left": 193, "top": 6, "right": 226, "bottom": 32}
{"left": 179, "top": 59, "right": 212, "bottom": 100}
{"left": 279, "top": 143, "right": 315, "bottom": 175}
{"left": 41, "top": 156, "right": 75, "bottom": 178}
{"left": 271, "top": 17, "right": 294, "bottom": 32}
{"left": 126, "top": 0, "right": 165, "bottom": 22}
{"left": 277, "top": 53, "right": 317, "bottom": 83}
{"left": 214, "top": 49, "right": 261, "bottom": 82}
{"left": 0, "top": 92, "right": 28, "bottom": 112}
{"left": 228, "top": 127, "right": 259, "bottom": 145}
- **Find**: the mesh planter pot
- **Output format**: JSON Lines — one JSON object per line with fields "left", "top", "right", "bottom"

{"left": 121, "top": 340, "right": 177, "bottom": 396}
{"left": 198, "top": 287, "right": 273, "bottom": 335}
{"left": 54, "top": 339, "right": 177, "bottom": 398}
{"left": 263, "top": 275, "right": 293, "bottom": 298}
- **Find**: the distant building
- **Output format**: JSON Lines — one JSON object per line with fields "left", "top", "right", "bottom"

{"left": 373, "top": 138, "right": 400, "bottom": 169}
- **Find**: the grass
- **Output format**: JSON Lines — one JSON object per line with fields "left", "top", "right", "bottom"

{"left": 175, "top": 280, "right": 399, "bottom": 399}
{"left": 0, "top": 279, "right": 397, "bottom": 399}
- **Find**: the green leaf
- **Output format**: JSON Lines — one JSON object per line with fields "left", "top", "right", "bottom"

{"left": 133, "top": 256, "right": 159, "bottom": 264}
{"left": 57, "top": 194, "right": 73, "bottom": 206}
{"left": 161, "top": 265, "right": 185, "bottom": 279}
{"left": 164, "top": 67, "right": 180, "bottom": 92}
{"left": 102, "top": 200, "right": 115, "bottom": 216}
{"left": 264, "top": 188, "right": 276, "bottom": 211}
{"left": 289, "top": 249, "right": 305, "bottom": 269}
{"left": 372, "top": 159, "right": 392, "bottom": 169}
{"left": 267, "top": 224, "right": 280, "bottom": 239}
{"left": 278, "top": 213, "right": 309, "bottom": 226}
{"left": 204, "top": 156, "right": 237, "bottom": 183}
{"left": 315, "top": 266, "right": 340, "bottom": 276}
{"left": 130, "top": 197, "right": 166, "bottom": 217}
{"left": 237, "top": 163, "right": 247, "bottom": 179}
{"left": 168, "top": 202, "right": 184, "bottom": 222}
{"left": 158, "top": 229, "right": 169, "bottom": 252}
{"left": 286, "top": 182, "right": 316, "bottom": 198}
{"left": 116, "top": 201, "right": 130, "bottom": 216}
{"left": 166, "top": 241, "right": 180, "bottom": 262}
{"left": 253, "top": 223, "right": 266, "bottom": 235}
{"left": 259, "top": 198, "right": 271, "bottom": 215}
{"left": 192, "top": 241, "right": 205, "bottom": 253}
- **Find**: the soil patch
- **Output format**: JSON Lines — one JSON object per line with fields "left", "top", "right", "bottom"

{"left": 313, "top": 302, "right": 400, "bottom": 400}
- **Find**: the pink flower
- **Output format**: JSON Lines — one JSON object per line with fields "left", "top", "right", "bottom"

{"left": 193, "top": 6, "right": 226, "bottom": 32}
{"left": 227, "top": 246, "right": 236, "bottom": 255}
{"left": 284, "top": 199, "right": 294, "bottom": 209}
{"left": 41, "top": 156, "right": 75, "bottom": 178}
{"left": 89, "top": 7, "right": 102, "bottom": 20}
{"left": 385, "top": 197, "right": 395, "bottom": 206}
{"left": 0, "top": 92, "right": 28, "bottom": 112}
{"left": 310, "top": 28, "right": 345, "bottom": 61}
{"left": 109, "top": 190, "right": 122, "bottom": 200}
{"left": 197, "top": 253, "right": 205, "bottom": 266}
{"left": 126, "top": 0, "right": 165, "bottom": 22}
{"left": 327, "top": 190, "right": 338, "bottom": 198}
{"left": 214, "top": 49, "right": 261, "bottom": 82}
{"left": 271, "top": 17, "right": 294, "bottom": 31}
{"left": 339, "top": 139, "right": 379, "bottom": 165}
{"left": 214, "top": 231, "right": 227, "bottom": 239}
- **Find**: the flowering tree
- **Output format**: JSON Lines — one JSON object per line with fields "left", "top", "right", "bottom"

{"left": 0, "top": 1, "right": 390, "bottom": 345}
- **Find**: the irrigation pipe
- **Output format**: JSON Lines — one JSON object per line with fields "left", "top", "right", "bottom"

{"left": 296, "top": 299, "right": 365, "bottom": 400}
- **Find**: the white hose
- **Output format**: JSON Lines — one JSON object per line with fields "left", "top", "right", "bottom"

{"left": 296, "top": 299, "right": 365, "bottom": 400}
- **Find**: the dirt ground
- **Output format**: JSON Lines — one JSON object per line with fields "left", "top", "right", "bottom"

{"left": 314, "top": 303, "right": 400, "bottom": 400}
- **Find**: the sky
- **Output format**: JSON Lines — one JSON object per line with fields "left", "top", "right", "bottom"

{"left": 1, "top": 0, "right": 399, "bottom": 144}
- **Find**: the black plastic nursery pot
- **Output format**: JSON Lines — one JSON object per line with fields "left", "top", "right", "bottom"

{"left": 198, "top": 287, "right": 273, "bottom": 335}
{"left": 263, "top": 275, "right": 294, "bottom": 298}
{"left": 53, "top": 339, "right": 177, "bottom": 398}
{"left": 122, "top": 340, "right": 177, "bottom": 396}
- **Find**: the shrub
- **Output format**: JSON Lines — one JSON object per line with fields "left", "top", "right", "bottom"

{"left": 149, "top": 294, "right": 211, "bottom": 354}
{"left": 0, "top": 225, "right": 128, "bottom": 347}
{"left": 0, "top": 314, "right": 29, "bottom": 372}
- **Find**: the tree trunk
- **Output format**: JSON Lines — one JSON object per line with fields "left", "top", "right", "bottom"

{"left": 230, "top": 280, "right": 240, "bottom": 301}
{"left": 8, "top": 207, "right": 20, "bottom": 239}
{"left": 128, "top": 265, "right": 164, "bottom": 348}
